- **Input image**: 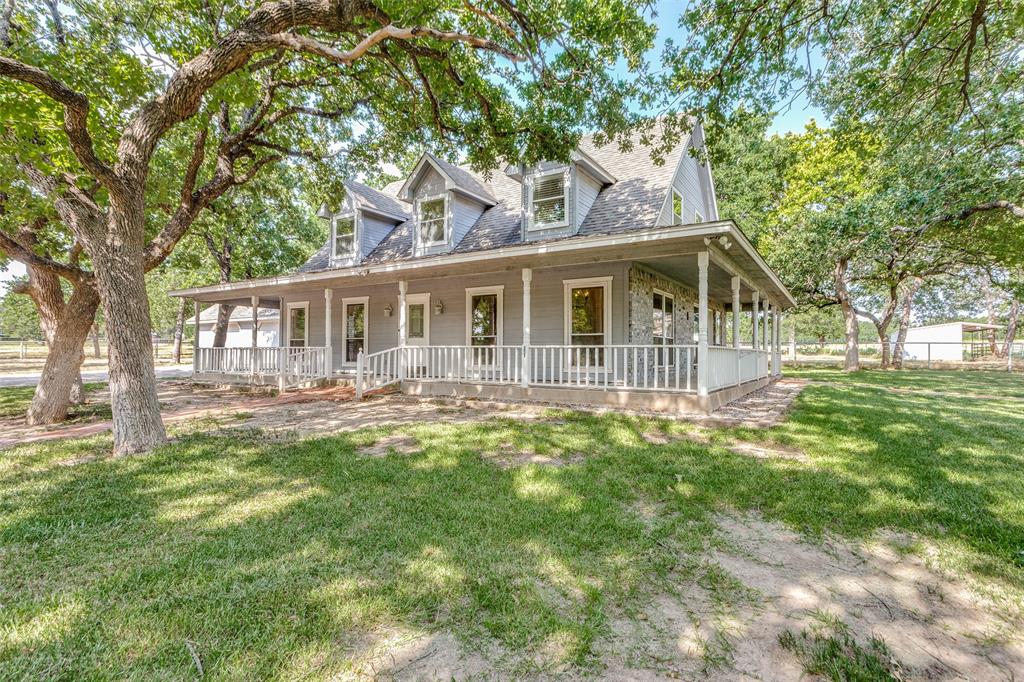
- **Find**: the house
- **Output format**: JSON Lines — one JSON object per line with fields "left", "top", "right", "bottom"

{"left": 188, "top": 305, "right": 279, "bottom": 348}
{"left": 901, "top": 321, "right": 1001, "bottom": 362}
{"left": 171, "top": 121, "right": 795, "bottom": 413}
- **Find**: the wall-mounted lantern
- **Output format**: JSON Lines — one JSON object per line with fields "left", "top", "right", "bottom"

{"left": 434, "top": 300, "right": 445, "bottom": 316}
{"left": 383, "top": 303, "right": 393, "bottom": 318}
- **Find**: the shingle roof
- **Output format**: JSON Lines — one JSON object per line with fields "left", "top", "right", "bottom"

{"left": 345, "top": 179, "right": 410, "bottom": 219}
{"left": 427, "top": 153, "right": 497, "bottom": 204}
{"left": 296, "top": 121, "right": 691, "bottom": 273}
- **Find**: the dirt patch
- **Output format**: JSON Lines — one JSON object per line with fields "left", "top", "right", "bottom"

{"left": 481, "top": 442, "right": 586, "bottom": 469}
{"left": 596, "top": 513, "right": 1024, "bottom": 681}
{"left": 358, "top": 434, "right": 421, "bottom": 458}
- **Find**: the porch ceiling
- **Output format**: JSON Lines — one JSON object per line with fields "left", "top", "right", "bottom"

{"left": 636, "top": 256, "right": 763, "bottom": 306}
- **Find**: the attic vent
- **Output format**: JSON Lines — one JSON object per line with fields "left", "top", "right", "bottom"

{"left": 532, "top": 172, "right": 568, "bottom": 229}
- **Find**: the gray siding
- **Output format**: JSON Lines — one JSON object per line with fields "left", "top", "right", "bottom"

{"left": 574, "top": 167, "right": 601, "bottom": 231}
{"left": 359, "top": 213, "right": 396, "bottom": 260}
{"left": 284, "top": 262, "right": 630, "bottom": 369}
{"left": 657, "top": 134, "right": 716, "bottom": 226}
{"left": 451, "top": 194, "right": 485, "bottom": 249}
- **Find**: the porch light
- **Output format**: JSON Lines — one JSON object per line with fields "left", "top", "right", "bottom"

{"left": 383, "top": 303, "right": 393, "bottom": 317}
{"left": 434, "top": 300, "right": 445, "bottom": 315}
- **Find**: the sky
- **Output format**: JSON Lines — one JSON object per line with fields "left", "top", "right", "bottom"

{"left": 1, "top": 0, "right": 823, "bottom": 289}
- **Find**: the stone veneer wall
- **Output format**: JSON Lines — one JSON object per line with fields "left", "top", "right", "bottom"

{"left": 627, "top": 264, "right": 725, "bottom": 345}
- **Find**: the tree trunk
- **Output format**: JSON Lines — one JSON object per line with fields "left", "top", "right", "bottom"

{"left": 1002, "top": 300, "right": 1019, "bottom": 360}
{"left": 171, "top": 297, "right": 186, "bottom": 364}
{"left": 892, "top": 277, "right": 922, "bottom": 370}
{"left": 90, "top": 208, "right": 166, "bottom": 456}
{"left": 26, "top": 285, "right": 99, "bottom": 424}
{"left": 834, "top": 258, "right": 860, "bottom": 372}
{"left": 982, "top": 274, "right": 1000, "bottom": 355}
{"left": 91, "top": 325, "right": 101, "bottom": 358}
{"left": 212, "top": 303, "right": 235, "bottom": 347}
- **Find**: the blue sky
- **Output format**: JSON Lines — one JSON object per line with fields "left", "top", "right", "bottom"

{"left": 1, "top": 3, "right": 823, "bottom": 287}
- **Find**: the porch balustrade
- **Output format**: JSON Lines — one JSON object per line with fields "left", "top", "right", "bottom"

{"left": 193, "top": 345, "right": 329, "bottom": 389}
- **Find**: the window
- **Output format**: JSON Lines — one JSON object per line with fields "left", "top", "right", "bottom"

{"left": 564, "top": 276, "right": 612, "bottom": 366}
{"left": 417, "top": 196, "right": 447, "bottom": 246}
{"left": 342, "top": 298, "right": 367, "bottom": 363}
{"left": 672, "top": 190, "right": 683, "bottom": 224}
{"left": 408, "top": 303, "right": 425, "bottom": 339}
{"left": 333, "top": 214, "right": 356, "bottom": 258}
{"left": 286, "top": 302, "right": 308, "bottom": 347}
{"left": 693, "top": 210, "right": 705, "bottom": 223}
{"left": 531, "top": 169, "right": 569, "bottom": 229}
{"left": 653, "top": 290, "right": 674, "bottom": 364}
{"left": 466, "top": 286, "right": 504, "bottom": 365}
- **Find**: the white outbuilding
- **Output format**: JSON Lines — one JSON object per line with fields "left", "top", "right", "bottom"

{"left": 900, "top": 321, "right": 1001, "bottom": 362}
{"left": 187, "top": 305, "right": 279, "bottom": 348}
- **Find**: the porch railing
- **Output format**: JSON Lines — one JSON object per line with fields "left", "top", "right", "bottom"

{"left": 707, "top": 345, "right": 771, "bottom": 392}
{"left": 193, "top": 346, "right": 328, "bottom": 388}
{"left": 355, "top": 346, "right": 403, "bottom": 395}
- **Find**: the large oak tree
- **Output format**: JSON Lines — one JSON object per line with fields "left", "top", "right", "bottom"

{"left": 1, "top": 0, "right": 655, "bottom": 454}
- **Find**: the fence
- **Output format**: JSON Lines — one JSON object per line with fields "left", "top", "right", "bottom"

{"left": 0, "top": 336, "right": 194, "bottom": 364}
{"left": 787, "top": 340, "right": 1024, "bottom": 370}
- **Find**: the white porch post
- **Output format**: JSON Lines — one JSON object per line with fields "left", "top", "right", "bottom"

{"left": 731, "top": 277, "right": 741, "bottom": 349}
{"left": 761, "top": 297, "right": 769, "bottom": 351}
{"left": 521, "top": 268, "right": 532, "bottom": 388}
{"left": 697, "top": 251, "right": 709, "bottom": 398}
{"left": 278, "top": 297, "right": 287, "bottom": 391}
{"left": 773, "top": 306, "right": 782, "bottom": 376}
{"left": 192, "top": 299, "right": 200, "bottom": 377}
{"left": 751, "top": 291, "right": 760, "bottom": 350}
{"left": 398, "top": 279, "right": 408, "bottom": 381}
{"left": 250, "top": 295, "right": 259, "bottom": 382}
{"left": 324, "top": 288, "right": 333, "bottom": 379}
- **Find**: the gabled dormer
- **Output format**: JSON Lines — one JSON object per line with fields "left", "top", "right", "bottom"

{"left": 508, "top": 149, "right": 615, "bottom": 241}
{"left": 397, "top": 153, "right": 497, "bottom": 257}
{"left": 318, "top": 180, "right": 410, "bottom": 267}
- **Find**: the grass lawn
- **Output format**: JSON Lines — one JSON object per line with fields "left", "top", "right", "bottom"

{"left": 1, "top": 369, "right": 1022, "bottom": 678}
{"left": 0, "top": 383, "right": 108, "bottom": 420}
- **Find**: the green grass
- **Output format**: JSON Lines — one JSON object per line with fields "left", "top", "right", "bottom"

{"left": 0, "top": 383, "right": 108, "bottom": 420}
{"left": 779, "top": 617, "right": 903, "bottom": 681}
{"left": 1, "top": 369, "right": 1022, "bottom": 678}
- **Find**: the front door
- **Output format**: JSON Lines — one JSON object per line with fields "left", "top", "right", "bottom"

{"left": 405, "top": 293, "right": 430, "bottom": 347}
{"left": 341, "top": 297, "right": 367, "bottom": 366}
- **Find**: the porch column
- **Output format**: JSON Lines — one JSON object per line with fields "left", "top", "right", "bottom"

{"left": 770, "top": 305, "right": 778, "bottom": 374}
{"left": 398, "top": 279, "right": 408, "bottom": 381}
{"left": 324, "top": 288, "right": 333, "bottom": 378}
{"left": 761, "top": 297, "right": 769, "bottom": 350}
{"left": 250, "top": 295, "right": 259, "bottom": 383}
{"left": 278, "top": 296, "right": 286, "bottom": 391}
{"left": 751, "top": 291, "right": 760, "bottom": 350}
{"left": 192, "top": 299, "right": 200, "bottom": 377}
{"left": 697, "top": 251, "right": 709, "bottom": 398}
{"left": 521, "top": 268, "right": 532, "bottom": 388}
{"left": 731, "top": 277, "right": 740, "bottom": 349}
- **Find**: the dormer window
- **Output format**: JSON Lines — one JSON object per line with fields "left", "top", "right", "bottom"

{"left": 672, "top": 190, "right": 683, "bottom": 224}
{"left": 417, "top": 195, "right": 448, "bottom": 246}
{"left": 333, "top": 214, "right": 356, "bottom": 259}
{"left": 529, "top": 169, "right": 570, "bottom": 230}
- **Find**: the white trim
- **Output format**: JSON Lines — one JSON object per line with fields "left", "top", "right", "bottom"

{"left": 415, "top": 193, "right": 449, "bottom": 248}
{"left": 563, "top": 275, "right": 613, "bottom": 345}
{"left": 528, "top": 167, "right": 571, "bottom": 231}
{"left": 171, "top": 221, "right": 797, "bottom": 309}
{"left": 693, "top": 210, "right": 705, "bottom": 224}
{"left": 331, "top": 211, "right": 358, "bottom": 261}
{"left": 399, "top": 153, "right": 496, "bottom": 206}
{"left": 340, "top": 296, "right": 369, "bottom": 366}
{"left": 672, "top": 189, "right": 683, "bottom": 225}
{"left": 465, "top": 285, "right": 505, "bottom": 347}
{"left": 285, "top": 301, "right": 309, "bottom": 347}
{"left": 405, "top": 293, "right": 431, "bottom": 346}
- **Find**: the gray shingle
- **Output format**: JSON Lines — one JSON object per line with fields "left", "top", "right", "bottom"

{"left": 345, "top": 179, "right": 410, "bottom": 219}
{"left": 296, "top": 122, "right": 689, "bottom": 273}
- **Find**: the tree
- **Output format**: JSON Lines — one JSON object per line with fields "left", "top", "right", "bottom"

{"left": 1, "top": 0, "right": 656, "bottom": 454}
{"left": 0, "top": 280, "right": 42, "bottom": 340}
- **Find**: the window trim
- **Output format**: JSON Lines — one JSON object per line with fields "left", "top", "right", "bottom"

{"left": 331, "top": 211, "right": 358, "bottom": 261}
{"left": 340, "top": 296, "right": 369, "bottom": 366}
{"left": 405, "top": 292, "right": 431, "bottom": 345}
{"left": 415, "top": 193, "right": 449, "bottom": 248}
{"left": 653, "top": 288, "right": 675, "bottom": 344}
{"left": 693, "top": 209, "right": 705, "bottom": 223}
{"left": 285, "top": 301, "right": 310, "bottom": 348}
{"left": 528, "top": 167, "right": 571, "bottom": 231}
{"left": 465, "top": 285, "right": 505, "bottom": 347}
{"left": 672, "top": 189, "right": 683, "bottom": 225}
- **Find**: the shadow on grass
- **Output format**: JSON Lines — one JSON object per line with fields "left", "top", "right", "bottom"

{"left": 1, "top": 371, "right": 1022, "bottom": 677}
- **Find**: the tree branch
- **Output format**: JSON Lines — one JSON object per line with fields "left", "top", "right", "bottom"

{"left": 0, "top": 57, "right": 120, "bottom": 192}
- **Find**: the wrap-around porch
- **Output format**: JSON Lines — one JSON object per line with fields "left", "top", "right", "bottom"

{"left": 181, "top": 235, "right": 788, "bottom": 414}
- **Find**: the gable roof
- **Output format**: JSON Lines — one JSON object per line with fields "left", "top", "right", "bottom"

{"left": 187, "top": 305, "right": 280, "bottom": 325}
{"left": 298, "top": 121, "right": 693, "bottom": 272}
{"left": 397, "top": 152, "right": 497, "bottom": 205}
{"left": 344, "top": 179, "right": 410, "bottom": 221}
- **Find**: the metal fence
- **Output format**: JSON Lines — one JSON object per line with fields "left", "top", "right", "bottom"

{"left": 0, "top": 336, "right": 194, "bottom": 363}
{"left": 786, "top": 340, "right": 1023, "bottom": 371}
